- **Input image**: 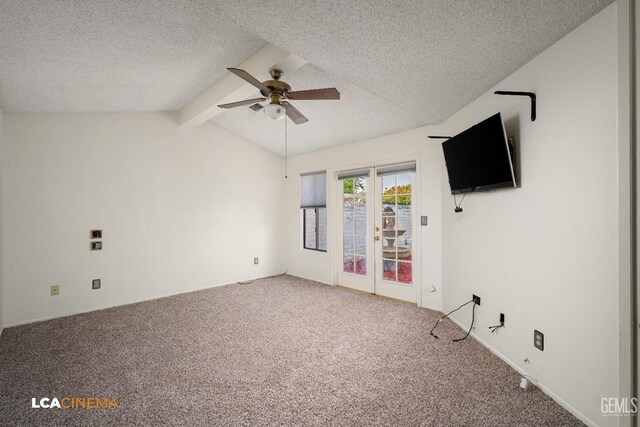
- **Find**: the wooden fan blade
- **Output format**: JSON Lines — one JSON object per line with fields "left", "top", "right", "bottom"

{"left": 217, "top": 97, "right": 266, "bottom": 109}
{"left": 281, "top": 101, "right": 309, "bottom": 124}
{"left": 227, "top": 68, "right": 271, "bottom": 93}
{"left": 286, "top": 87, "right": 340, "bottom": 100}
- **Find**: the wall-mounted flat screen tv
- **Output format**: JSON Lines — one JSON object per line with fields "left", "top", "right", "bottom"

{"left": 441, "top": 112, "right": 516, "bottom": 195}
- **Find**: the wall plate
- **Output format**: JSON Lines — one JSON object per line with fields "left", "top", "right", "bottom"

{"left": 534, "top": 330, "right": 544, "bottom": 351}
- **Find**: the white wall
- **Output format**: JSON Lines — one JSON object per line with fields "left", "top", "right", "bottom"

{"left": 615, "top": 1, "right": 634, "bottom": 422}
{"left": 2, "top": 112, "right": 285, "bottom": 326}
{"left": 284, "top": 126, "right": 444, "bottom": 311}
{"left": 440, "top": 5, "right": 618, "bottom": 427}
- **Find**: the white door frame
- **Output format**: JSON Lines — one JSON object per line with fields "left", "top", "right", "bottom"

{"left": 330, "top": 155, "right": 422, "bottom": 307}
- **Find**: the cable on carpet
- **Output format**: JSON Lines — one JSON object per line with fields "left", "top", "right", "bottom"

{"left": 429, "top": 299, "right": 477, "bottom": 342}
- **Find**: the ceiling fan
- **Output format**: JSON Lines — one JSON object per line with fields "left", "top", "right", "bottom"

{"left": 217, "top": 68, "right": 340, "bottom": 124}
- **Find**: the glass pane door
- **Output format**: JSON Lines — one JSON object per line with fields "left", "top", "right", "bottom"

{"left": 337, "top": 173, "right": 374, "bottom": 293}
{"left": 375, "top": 171, "right": 417, "bottom": 302}
{"left": 336, "top": 166, "right": 417, "bottom": 303}
{"left": 343, "top": 177, "right": 367, "bottom": 275}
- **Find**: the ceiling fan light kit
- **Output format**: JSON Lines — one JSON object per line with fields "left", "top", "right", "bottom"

{"left": 264, "top": 103, "right": 286, "bottom": 120}
{"left": 218, "top": 67, "right": 340, "bottom": 124}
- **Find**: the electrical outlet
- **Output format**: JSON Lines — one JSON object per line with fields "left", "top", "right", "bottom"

{"left": 254, "top": 257, "right": 259, "bottom": 265}
{"left": 472, "top": 294, "right": 481, "bottom": 305}
{"left": 50, "top": 285, "right": 59, "bottom": 296}
{"left": 534, "top": 330, "right": 544, "bottom": 351}
{"left": 90, "top": 241, "right": 102, "bottom": 251}
{"left": 92, "top": 279, "right": 101, "bottom": 290}
{"left": 500, "top": 313, "right": 505, "bottom": 324}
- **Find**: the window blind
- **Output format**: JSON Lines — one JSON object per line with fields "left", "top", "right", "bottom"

{"left": 337, "top": 168, "right": 370, "bottom": 180}
{"left": 300, "top": 171, "right": 326, "bottom": 208}
{"left": 376, "top": 162, "right": 416, "bottom": 176}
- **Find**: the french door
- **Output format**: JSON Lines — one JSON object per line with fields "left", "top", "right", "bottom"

{"left": 336, "top": 163, "right": 418, "bottom": 303}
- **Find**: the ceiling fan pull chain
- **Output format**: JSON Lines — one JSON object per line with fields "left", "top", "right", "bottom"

{"left": 284, "top": 116, "right": 288, "bottom": 179}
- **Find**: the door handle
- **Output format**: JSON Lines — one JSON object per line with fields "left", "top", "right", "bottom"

{"left": 375, "top": 227, "right": 380, "bottom": 232}
{"left": 374, "top": 236, "right": 380, "bottom": 241}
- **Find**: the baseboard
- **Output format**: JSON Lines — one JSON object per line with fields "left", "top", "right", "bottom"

{"left": 286, "top": 273, "right": 333, "bottom": 286}
{"left": 446, "top": 316, "right": 598, "bottom": 427}
{"left": 301, "top": 278, "right": 440, "bottom": 311}
{"left": 3, "top": 272, "right": 286, "bottom": 329}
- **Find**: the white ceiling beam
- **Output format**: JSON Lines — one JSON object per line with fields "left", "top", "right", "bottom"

{"left": 179, "top": 43, "right": 307, "bottom": 127}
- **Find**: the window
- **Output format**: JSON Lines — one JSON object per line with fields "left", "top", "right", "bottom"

{"left": 301, "top": 171, "right": 327, "bottom": 252}
{"left": 303, "top": 208, "right": 327, "bottom": 251}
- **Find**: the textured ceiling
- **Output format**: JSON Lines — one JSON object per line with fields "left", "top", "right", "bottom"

{"left": 0, "top": 0, "right": 614, "bottom": 154}
{"left": 0, "top": 0, "right": 265, "bottom": 112}
{"left": 217, "top": 0, "right": 614, "bottom": 125}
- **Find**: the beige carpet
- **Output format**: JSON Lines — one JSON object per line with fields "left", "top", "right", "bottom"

{"left": 0, "top": 274, "right": 582, "bottom": 426}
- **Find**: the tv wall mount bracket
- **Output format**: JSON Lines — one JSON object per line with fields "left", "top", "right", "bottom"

{"left": 427, "top": 90, "right": 536, "bottom": 140}
{"left": 494, "top": 91, "right": 536, "bottom": 122}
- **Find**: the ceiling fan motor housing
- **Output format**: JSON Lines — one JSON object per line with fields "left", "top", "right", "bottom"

{"left": 260, "top": 69, "right": 291, "bottom": 101}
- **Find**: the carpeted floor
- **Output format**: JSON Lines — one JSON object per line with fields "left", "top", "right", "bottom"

{"left": 0, "top": 275, "right": 582, "bottom": 426}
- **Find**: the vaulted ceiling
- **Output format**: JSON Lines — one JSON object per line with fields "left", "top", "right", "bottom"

{"left": 0, "top": 0, "right": 614, "bottom": 155}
